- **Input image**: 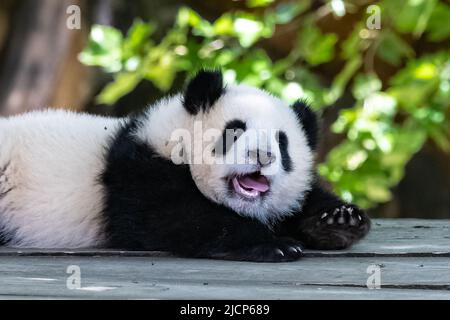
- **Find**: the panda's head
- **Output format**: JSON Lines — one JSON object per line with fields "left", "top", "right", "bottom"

{"left": 177, "top": 70, "right": 318, "bottom": 224}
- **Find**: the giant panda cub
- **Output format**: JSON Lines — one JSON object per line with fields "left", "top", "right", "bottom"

{"left": 0, "top": 70, "right": 370, "bottom": 262}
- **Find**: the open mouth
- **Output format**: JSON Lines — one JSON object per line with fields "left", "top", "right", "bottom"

{"left": 230, "top": 172, "right": 270, "bottom": 199}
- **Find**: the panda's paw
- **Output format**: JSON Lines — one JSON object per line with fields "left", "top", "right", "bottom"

{"left": 214, "top": 238, "right": 303, "bottom": 262}
{"left": 298, "top": 205, "right": 370, "bottom": 250}
{"left": 319, "top": 205, "right": 365, "bottom": 227}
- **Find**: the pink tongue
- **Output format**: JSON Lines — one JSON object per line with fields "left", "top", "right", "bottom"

{"left": 238, "top": 175, "right": 270, "bottom": 192}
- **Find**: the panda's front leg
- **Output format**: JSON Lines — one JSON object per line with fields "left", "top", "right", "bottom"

{"left": 276, "top": 182, "right": 371, "bottom": 250}
{"left": 207, "top": 236, "right": 304, "bottom": 263}
{"left": 165, "top": 203, "right": 304, "bottom": 262}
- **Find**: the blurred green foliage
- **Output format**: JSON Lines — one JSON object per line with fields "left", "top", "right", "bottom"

{"left": 80, "top": 0, "right": 450, "bottom": 209}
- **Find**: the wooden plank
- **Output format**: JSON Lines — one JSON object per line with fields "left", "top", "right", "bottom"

{"left": 1, "top": 219, "right": 449, "bottom": 299}
{"left": 2, "top": 287, "right": 449, "bottom": 300}
{"left": 0, "top": 255, "right": 449, "bottom": 299}
{"left": 0, "top": 219, "right": 449, "bottom": 257}
{"left": 345, "top": 219, "right": 450, "bottom": 256}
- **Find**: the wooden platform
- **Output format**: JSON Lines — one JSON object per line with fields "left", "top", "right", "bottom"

{"left": 1, "top": 219, "right": 449, "bottom": 299}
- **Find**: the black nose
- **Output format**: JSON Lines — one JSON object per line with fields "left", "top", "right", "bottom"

{"left": 248, "top": 150, "right": 275, "bottom": 166}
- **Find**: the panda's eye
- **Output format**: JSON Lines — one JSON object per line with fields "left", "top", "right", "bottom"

{"left": 213, "top": 119, "right": 247, "bottom": 155}
{"left": 276, "top": 130, "right": 293, "bottom": 172}
{"left": 225, "top": 120, "right": 247, "bottom": 132}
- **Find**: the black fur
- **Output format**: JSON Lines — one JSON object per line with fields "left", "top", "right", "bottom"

{"left": 182, "top": 69, "right": 225, "bottom": 115}
{"left": 0, "top": 230, "right": 13, "bottom": 245}
{"left": 0, "top": 215, "right": 14, "bottom": 246}
{"left": 276, "top": 131, "right": 293, "bottom": 172}
{"left": 224, "top": 119, "right": 247, "bottom": 133}
{"left": 276, "top": 179, "right": 371, "bottom": 250}
{"left": 213, "top": 119, "right": 246, "bottom": 156}
{"left": 101, "top": 119, "right": 303, "bottom": 262}
{"left": 0, "top": 235, "right": 7, "bottom": 245}
{"left": 291, "top": 100, "right": 318, "bottom": 151}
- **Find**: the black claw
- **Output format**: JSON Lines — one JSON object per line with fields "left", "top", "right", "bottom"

{"left": 214, "top": 238, "right": 304, "bottom": 262}
{"left": 349, "top": 218, "right": 358, "bottom": 226}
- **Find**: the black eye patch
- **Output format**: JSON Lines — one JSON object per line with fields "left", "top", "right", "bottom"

{"left": 276, "top": 130, "right": 293, "bottom": 172}
{"left": 213, "top": 119, "right": 247, "bottom": 156}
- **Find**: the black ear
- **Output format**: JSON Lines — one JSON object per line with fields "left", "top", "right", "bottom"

{"left": 183, "top": 69, "right": 225, "bottom": 115}
{"left": 291, "top": 100, "right": 319, "bottom": 151}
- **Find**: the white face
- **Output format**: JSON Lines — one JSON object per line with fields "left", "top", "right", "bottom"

{"left": 188, "top": 85, "right": 315, "bottom": 224}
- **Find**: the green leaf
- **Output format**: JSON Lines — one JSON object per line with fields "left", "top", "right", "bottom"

{"left": 274, "top": 0, "right": 311, "bottom": 24}
{"left": 246, "top": 0, "right": 274, "bottom": 8}
{"left": 96, "top": 72, "right": 141, "bottom": 105}
{"left": 122, "top": 19, "right": 155, "bottom": 60}
{"left": 291, "top": 67, "right": 327, "bottom": 108}
{"left": 365, "top": 180, "right": 392, "bottom": 203}
{"left": 388, "top": 53, "right": 447, "bottom": 109}
{"left": 352, "top": 74, "right": 382, "bottom": 100}
{"left": 377, "top": 32, "right": 414, "bottom": 66}
{"left": 177, "top": 7, "right": 202, "bottom": 28}
{"left": 386, "top": 0, "right": 437, "bottom": 36}
{"left": 234, "top": 19, "right": 261, "bottom": 47}
{"left": 325, "top": 56, "right": 362, "bottom": 104}
{"left": 413, "top": 0, "right": 437, "bottom": 37}
{"left": 79, "top": 25, "right": 123, "bottom": 72}
{"left": 297, "top": 24, "right": 338, "bottom": 66}
{"left": 233, "top": 14, "right": 273, "bottom": 47}
{"left": 213, "top": 13, "right": 234, "bottom": 35}
{"left": 426, "top": 2, "right": 450, "bottom": 41}
{"left": 141, "top": 47, "right": 177, "bottom": 91}
{"left": 340, "top": 22, "right": 370, "bottom": 60}
{"left": 429, "top": 126, "right": 450, "bottom": 151}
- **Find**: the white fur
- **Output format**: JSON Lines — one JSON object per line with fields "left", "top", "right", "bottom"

{"left": 134, "top": 95, "right": 191, "bottom": 159}
{"left": 0, "top": 110, "right": 122, "bottom": 248}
